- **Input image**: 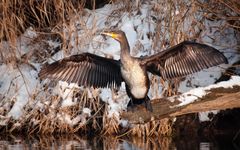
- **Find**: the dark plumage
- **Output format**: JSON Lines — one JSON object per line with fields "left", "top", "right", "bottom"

{"left": 143, "top": 41, "right": 228, "bottom": 79}
{"left": 39, "top": 30, "right": 228, "bottom": 111}
{"left": 39, "top": 53, "right": 122, "bottom": 88}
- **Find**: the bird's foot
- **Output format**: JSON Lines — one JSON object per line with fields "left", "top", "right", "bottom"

{"left": 127, "top": 101, "right": 153, "bottom": 112}
{"left": 144, "top": 100, "right": 153, "bottom": 112}
{"left": 127, "top": 104, "right": 139, "bottom": 112}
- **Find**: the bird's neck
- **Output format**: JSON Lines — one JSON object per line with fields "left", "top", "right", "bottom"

{"left": 120, "top": 36, "right": 131, "bottom": 61}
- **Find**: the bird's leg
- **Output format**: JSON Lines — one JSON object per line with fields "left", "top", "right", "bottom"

{"left": 144, "top": 96, "right": 153, "bottom": 112}
{"left": 125, "top": 85, "right": 137, "bottom": 112}
{"left": 129, "top": 97, "right": 135, "bottom": 109}
{"left": 127, "top": 97, "right": 153, "bottom": 112}
{"left": 127, "top": 98, "right": 137, "bottom": 112}
{"left": 125, "top": 83, "right": 152, "bottom": 112}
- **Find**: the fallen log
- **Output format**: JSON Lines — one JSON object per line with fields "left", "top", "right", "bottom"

{"left": 121, "top": 86, "right": 240, "bottom": 124}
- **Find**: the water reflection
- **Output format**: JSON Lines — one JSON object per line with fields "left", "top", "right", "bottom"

{"left": 0, "top": 134, "right": 239, "bottom": 150}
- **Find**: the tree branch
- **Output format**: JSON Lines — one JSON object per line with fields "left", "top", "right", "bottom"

{"left": 121, "top": 86, "right": 240, "bottom": 124}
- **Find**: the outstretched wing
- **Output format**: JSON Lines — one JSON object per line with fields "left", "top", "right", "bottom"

{"left": 39, "top": 53, "right": 122, "bottom": 88}
{"left": 144, "top": 41, "right": 228, "bottom": 79}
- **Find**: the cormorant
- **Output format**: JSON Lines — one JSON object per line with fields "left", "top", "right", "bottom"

{"left": 39, "top": 30, "right": 228, "bottom": 111}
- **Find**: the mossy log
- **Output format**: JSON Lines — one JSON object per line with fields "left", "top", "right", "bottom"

{"left": 121, "top": 86, "right": 240, "bottom": 124}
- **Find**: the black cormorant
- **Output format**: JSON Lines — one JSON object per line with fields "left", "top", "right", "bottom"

{"left": 39, "top": 30, "right": 228, "bottom": 111}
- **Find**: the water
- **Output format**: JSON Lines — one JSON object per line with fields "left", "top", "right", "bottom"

{"left": 0, "top": 134, "right": 239, "bottom": 150}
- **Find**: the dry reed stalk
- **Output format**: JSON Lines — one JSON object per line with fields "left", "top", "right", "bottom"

{"left": 0, "top": 0, "right": 88, "bottom": 64}
{"left": 0, "top": 85, "right": 105, "bottom": 134}
{"left": 102, "top": 109, "right": 120, "bottom": 135}
{"left": 196, "top": 0, "right": 240, "bottom": 30}
{"left": 129, "top": 118, "right": 173, "bottom": 137}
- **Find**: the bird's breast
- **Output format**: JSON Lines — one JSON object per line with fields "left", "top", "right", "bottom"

{"left": 121, "top": 60, "right": 149, "bottom": 99}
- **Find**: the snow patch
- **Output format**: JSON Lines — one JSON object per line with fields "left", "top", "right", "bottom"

{"left": 55, "top": 81, "right": 80, "bottom": 107}
{"left": 178, "top": 76, "right": 240, "bottom": 106}
{"left": 0, "top": 64, "right": 39, "bottom": 119}
{"left": 198, "top": 110, "right": 219, "bottom": 122}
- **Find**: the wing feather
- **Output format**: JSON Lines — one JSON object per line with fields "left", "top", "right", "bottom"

{"left": 77, "top": 64, "right": 85, "bottom": 85}
{"left": 71, "top": 65, "right": 80, "bottom": 83}
{"left": 79, "top": 62, "right": 87, "bottom": 85}
{"left": 90, "top": 64, "right": 96, "bottom": 87}
{"left": 144, "top": 41, "right": 228, "bottom": 79}
{"left": 39, "top": 53, "right": 122, "bottom": 88}
{"left": 63, "top": 67, "right": 75, "bottom": 81}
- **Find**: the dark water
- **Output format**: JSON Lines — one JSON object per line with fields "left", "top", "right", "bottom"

{"left": 0, "top": 133, "right": 239, "bottom": 150}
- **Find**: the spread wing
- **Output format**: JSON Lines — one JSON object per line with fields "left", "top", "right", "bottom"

{"left": 39, "top": 53, "right": 122, "bottom": 88}
{"left": 144, "top": 41, "right": 228, "bottom": 79}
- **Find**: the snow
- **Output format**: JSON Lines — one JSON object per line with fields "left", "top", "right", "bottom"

{"left": 99, "top": 87, "right": 129, "bottom": 120}
{"left": 119, "top": 119, "right": 129, "bottom": 128}
{"left": 0, "top": 1, "right": 239, "bottom": 127}
{"left": 82, "top": 108, "right": 91, "bottom": 116}
{"left": 56, "top": 107, "right": 92, "bottom": 127}
{"left": 198, "top": 110, "right": 219, "bottom": 122}
{"left": 121, "top": 18, "right": 138, "bottom": 51}
{"left": 55, "top": 81, "right": 80, "bottom": 107}
{"left": 178, "top": 76, "right": 240, "bottom": 106}
{"left": 0, "top": 64, "right": 39, "bottom": 120}
{"left": 48, "top": 51, "right": 65, "bottom": 63}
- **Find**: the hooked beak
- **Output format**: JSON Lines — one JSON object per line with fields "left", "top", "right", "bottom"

{"left": 101, "top": 31, "right": 118, "bottom": 39}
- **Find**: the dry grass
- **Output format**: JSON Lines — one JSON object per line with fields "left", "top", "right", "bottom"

{"left": 0, "top": 0, "right": 101, "bottom": 64}
{"left": 0, "top": 85, "right": 106, "bottom": 134}
{"left": 102, "top": 112, "right": 120, "bottom": 135}
{"left": 197, "top": 0, "right": 240, "bottom": 30}
{"left": 129, "top": 118, "right": 173, "bottom": 137}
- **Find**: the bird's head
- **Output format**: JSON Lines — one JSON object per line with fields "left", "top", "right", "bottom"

{"left": 101, "top": 30, "right": 126, "bottom": 42}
